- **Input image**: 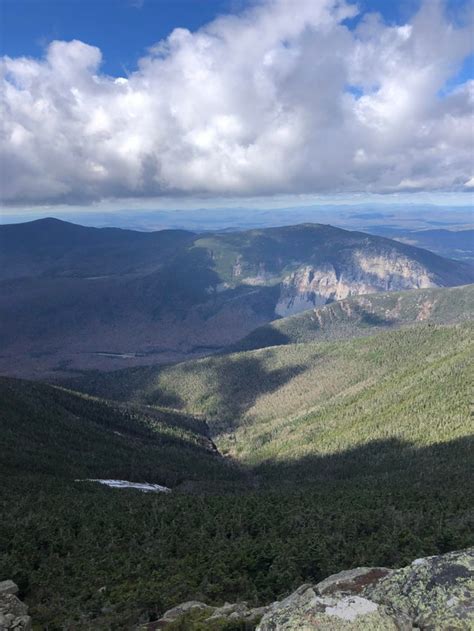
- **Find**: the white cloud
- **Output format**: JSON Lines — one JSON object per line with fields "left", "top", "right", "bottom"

{"left": 1, "top": 0, "right": 473, "bottom": 205}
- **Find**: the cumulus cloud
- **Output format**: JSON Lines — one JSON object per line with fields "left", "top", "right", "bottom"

{"left": 1, "top": 0, "right": 473, "bottom": 205}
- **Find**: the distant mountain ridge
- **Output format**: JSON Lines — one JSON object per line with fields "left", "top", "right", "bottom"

{"left": 1, "top": 218, "right": 473, "bottom": 378}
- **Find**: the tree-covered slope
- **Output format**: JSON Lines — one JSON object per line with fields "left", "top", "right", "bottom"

{"left": 0, "top": 377, "right": 237, "bottom": 489}
{"left": 231, "top": 283, "right": 474, "bottom": 351}
{"left": 72, "top": 321, "right": 473, "bottom": 445}
{"left": 2, "top": 324, "right": 473, "bottom": 628}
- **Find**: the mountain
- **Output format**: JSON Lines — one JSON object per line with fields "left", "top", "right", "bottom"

{"left": 2, "top": 322, "right": 472, "bottom": 628}
{"left": 0, "top": 217, "right": 194, "bottom": 280}
{"left": 230, "top": 284, "right": 474, "bottom": 351}
{"left": 1, "top": 219, "right": 473, "bottom": 379}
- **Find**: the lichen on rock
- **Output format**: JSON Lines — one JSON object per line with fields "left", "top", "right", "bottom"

{"left": 256, "top": 585, "right": 409, "bottom": 630}
{"left": 142, "top": 548, "right": 474, "bottom": 630}
{"left": 363, "top": 547, "right": 474, "bottom": 630}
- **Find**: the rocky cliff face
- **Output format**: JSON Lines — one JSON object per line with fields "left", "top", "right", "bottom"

{"left": 275, "top": 251, "right": 438, "bottom": 317}
{"left": 148, "top": 548, "right": 474, "bottom": 630}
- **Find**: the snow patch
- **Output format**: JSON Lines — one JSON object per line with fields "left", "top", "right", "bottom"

{"left": 76, "top": 479, "right": 171, "bottom": 493}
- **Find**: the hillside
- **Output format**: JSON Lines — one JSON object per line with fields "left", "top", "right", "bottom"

{"left": 71, "top": 322, "right": 473, "bottom": 453}
{"left": 231, "top": 284, "right": 474, "bottom": 351}
{"left": 0, "top": 217, "right": 194, "bottom": 280}
{"left": 2, "top": 323, "right": 473, "bottom": 628}
{"left": 0, "top": 377, "right": 238, "bottom": 489}
{"left": 1, "top": 219, "right": 473, "bottom": 379}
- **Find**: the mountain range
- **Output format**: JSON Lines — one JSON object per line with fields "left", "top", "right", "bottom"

{"left": 1, "top": 217, "right": 473, "bottom": 629}
{"left": 2, "top": 308, "right": 473, "bottom": 628}
{"left": 1, "top": 218, "right": 472, "bottom": 379}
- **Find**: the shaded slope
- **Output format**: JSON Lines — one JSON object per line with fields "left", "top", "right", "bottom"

{"left": 2, "top": 324, "right": 473, "bottom": 628}
{"left": 0, "top": 217, "right": 194, "bottom": 280}
{"left": 0, "top": 377, "right": 238, "bottom": 489}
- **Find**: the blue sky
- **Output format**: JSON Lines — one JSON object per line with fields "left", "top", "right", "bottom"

{"left": 2, "top": 0, "right": 471, "bottom": 79}
{"left": 1, "top": 0, "right": 473, "bottom": 212}
{"left": 1, "top": 0, "right": 247, "bottom": 76}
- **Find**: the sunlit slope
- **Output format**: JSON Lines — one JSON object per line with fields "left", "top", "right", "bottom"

{"left": 231, "top": 284, "right": 474, "bottom": 351}
{"left": 73, "top": 322, "right": 473, "bottom": 471}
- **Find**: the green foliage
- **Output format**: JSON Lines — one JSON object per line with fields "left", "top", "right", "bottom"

{"left": 73, "top": 321, "right": 473, "bottom": 447}
{"left": 0, "top": 378, "right": 239, "bottom": 488}
{"left": 1, "top": 321, "right": 472, "bottom": 629}
{"left": 2, "top": 457, "right": 472, "bottom": 629}
{"left": 165, "top": 609, "right": 258, "bottom": 630}
{"left": 230, "top": 284, "right": 474, "bottom": 351}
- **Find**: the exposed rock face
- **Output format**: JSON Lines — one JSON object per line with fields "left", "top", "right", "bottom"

{"left": 315, "top": 567, "right": 392, "bottom": 596}
{"left": 0, "top": 581, "right": 32, "bottom": 630}
{"left": 150, "top": 549, "right": 474, "bottom": 629}
{"left": 363, "top": 548, "right": 474, "bottom": 630}
{"left": 256, "top": 584, "right": 410, "bottom": 630}
{"left": 275, "top": 253, "right": 438, "bottom": 317}
{"left": 258, "top": 548, "right": 474, "bottom": 630}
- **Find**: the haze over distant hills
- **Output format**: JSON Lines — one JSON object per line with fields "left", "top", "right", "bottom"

{"left": 1, "top": 218, "right": 473, "bottom": 378}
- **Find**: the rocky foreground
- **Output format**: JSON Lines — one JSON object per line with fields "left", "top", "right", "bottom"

{"left": 2, "top": 548, "right": 472, "bottom": 629}
{"left": 147, "top": 547, "right": 473, "bottom": 630}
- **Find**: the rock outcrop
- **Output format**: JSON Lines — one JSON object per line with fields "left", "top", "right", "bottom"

{"left": 151, "top": 548, "right": 474, "bottom": 630}
{"left": 258, "top": 548, "right": 474, "bottom": 630}
{"left": 0, "top": 581, "right": 32, "bottom": 630}
{"left": 275, "top": 253, "right": 438, "bottom": 317}
{"left": 363, "top": 548, "right": 474, "bottom": 630}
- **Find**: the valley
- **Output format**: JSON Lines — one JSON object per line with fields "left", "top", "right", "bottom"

{"left": 3, "top": 1, "right": 474, "bottom": 628}
{"left": 1, "top": 219, "right": 473, "bottom": 629}
{"left": 1, "top": 219, "right": 473, "bottom": 379}
{"left": 2, "top": 304, "right": 473, "bottom": 628}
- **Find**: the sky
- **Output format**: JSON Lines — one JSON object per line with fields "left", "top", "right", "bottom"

{"left": 1, "top": 0, "right": 473, "bottom": 214}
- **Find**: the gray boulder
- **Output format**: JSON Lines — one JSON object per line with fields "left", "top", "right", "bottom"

{"left": 363, "top": 547, "right": 474, "bottom": 629}
{"left": 257, "top": 548, "right": 474, "bottom": 630}
{"left": 0, "top": 582, "right": 18, "bottom": 597}
{"left": 256, "top": 584, "right": 410, "bottom": 630}
{"left": 155, "top": 600, "right": 213, "bottom": 626}
{"left": 0, "top": 585, "right": 32, "bottom": 631}
{"left": 316, "top": 567, "right": 392, "bottom": 596}
{"left": 207, "top": 601, "right": 268, "bottom": 623}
